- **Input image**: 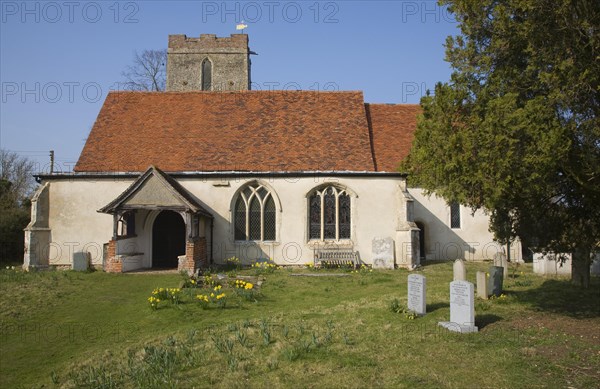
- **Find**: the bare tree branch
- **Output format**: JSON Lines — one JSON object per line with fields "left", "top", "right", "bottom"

{"left": 121, "top": 49, "right": 167, "bottom": 92}
{"left": 0, "top": 149, "right": 36, "bottom": 204}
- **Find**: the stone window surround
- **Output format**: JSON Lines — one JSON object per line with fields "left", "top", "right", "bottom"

{"left": 306, "top": 183, "right": 356, "bottom": 245}
{"left": 232, "top": 181, "right": 279, "bottom": 243}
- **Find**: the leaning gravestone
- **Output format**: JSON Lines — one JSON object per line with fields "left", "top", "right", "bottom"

{"left": 372, "top": 237, "right": 395, "bottom": 269}
{"left": 476, "top": 271, "right": 488, "bottom": 300}
{"left": 72, "top": 252, "right": 90, "bottom": 271}
{"left": 438, "top": 280, "right": 478, "bottom": 333}
{"left": 453, "top": 259, "right": 467, "bottom": 281}
{"left": 493, "top": 253, "right": 509, "bottom": 279}
{"left": 488, "top": 266, "right": 504, "bottom": 297}
{"left": 407, "top": 274, "right": 426, "bottom": 315}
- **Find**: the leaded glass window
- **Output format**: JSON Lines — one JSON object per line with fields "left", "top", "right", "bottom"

{"left": 308, "top": 185, "right": 352, "bottom": 241}
{"left": 234, "top": 183, "right": 277, "bottom": 241}
{"left": 202, "top": 59, "right": 212, "bottom": 91}
{"left": 338, "top": 193, "right": 351, "bottom": 239}
{"left": 450, "top": 202, "right": 461, "bottom": 229}
{"left": 264, "top": 197, "right": 276, "bottom": 241}
{"left": 249, "top": 198, "right": 261, "bottom": 240}
{"left": 234, "top": 197, "right": 246, "bottom": 240}
{"left": 309, "top": 195, "right": 321, "bottom": 239}
{"left": 324, "top": 188, "right": 336, "bottom": 239}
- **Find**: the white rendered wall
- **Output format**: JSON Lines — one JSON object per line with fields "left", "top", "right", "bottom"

{"left": 46, "top": 178, "right": 133, "bottom": 266}
{"left": 410, "top": 189, "right": 522, "bottom": 261}
{"left": 41, "top": 176, "right": 411, "bottom": 267}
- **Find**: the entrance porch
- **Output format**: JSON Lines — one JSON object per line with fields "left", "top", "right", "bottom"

{"left": 100, "top": 166, "right": 213, "bottom": 275}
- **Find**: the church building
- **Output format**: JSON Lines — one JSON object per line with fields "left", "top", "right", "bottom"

{"left": 23, "top": 34, "right": 520, "bottom": 274}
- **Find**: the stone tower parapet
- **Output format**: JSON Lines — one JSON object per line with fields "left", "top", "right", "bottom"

{"left": 166, "top": 34, "right": 251, "bottom": 91}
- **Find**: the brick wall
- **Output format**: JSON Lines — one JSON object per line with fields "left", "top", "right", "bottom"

{"left": 104, "top": 240, "right": 122, "bottom": 273}
{"left": 179, "top": 237, "right": 207, "bottom": 274}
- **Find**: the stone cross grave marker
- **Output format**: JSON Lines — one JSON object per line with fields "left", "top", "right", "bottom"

{"left": 453, "top": 259, "right": 466, "bottom": 281}
{"left": 438, "top": 280, "right": 478, "bottom": 333}
{"left": 476, "top": 271, "right": 488, "bottom": 299}
{"left": 407, "top": 274, "right": 426, "bottom": 315}
{"left": 372, "top": 237, "right": 395, "bottom": 269}
{"left": 488, "top": 266, "right": 504, "bottom": 297}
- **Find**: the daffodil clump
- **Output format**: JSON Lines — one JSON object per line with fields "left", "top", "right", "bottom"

{"left": 351, "top": 264, "right": 373, "bottom": 274}
{"left": 147, "top": 296, "right": 160, "bottom": 310}
{"left": 196, "top": 285, "right": 227, "bottom": 309}
{"left": 252, "top": 260, "right": 279, "bottom": 275}
{"left": 203, "top": 274, "right": 219, "bottom": 287}
{"left": 225, "top": 256, "right": 241, "bottom": 270}
{"left": 490, "top": 293, "right": 509, "bottom": 303}
{"left": 181, "top": 276, "right": 199, "bottom": 289}
{"left": 231, "top": 279, "right": 258, "bottom": 301}
{"left": 150, "top": 287, "right": 182, "bottom": 306}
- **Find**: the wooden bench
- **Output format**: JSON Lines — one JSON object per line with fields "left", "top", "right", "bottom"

{"left": 314, "top": 249, "right": 360, "bottom": 268}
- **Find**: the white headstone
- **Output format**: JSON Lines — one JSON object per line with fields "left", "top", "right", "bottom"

{"left": 453, "top": 259, "right": 466, "bottom": 281}
{"left": 372, "top": 237, "right": 395, "bottom": 269}
{"left": 407, "top": 274, "right": 426, "bottom": 315}
{"left": 476, "top": 271, "right": 488, "bottom": 300}
{"left": 438, "top": 280, "right": 478, "bottom": 333}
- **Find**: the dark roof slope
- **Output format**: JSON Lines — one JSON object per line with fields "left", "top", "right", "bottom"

{"left": 74, "top": 91, "right": 419, "bottom": 173}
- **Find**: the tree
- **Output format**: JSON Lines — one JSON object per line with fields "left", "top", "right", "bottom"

{"left": 0, "top": 149, "right": 36, "bottom": 205}
{"left": 121, "top": 49, "right": 167, "bottom": 91}
{"left": 0, "top": 150, "right": 36, "bottom": 264}
{"left": 401, "top": 0, "right": 600, "bottom": 287}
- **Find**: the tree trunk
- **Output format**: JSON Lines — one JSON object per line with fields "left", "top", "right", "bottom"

{"left": 571, "top": 246, "right": 591, "bottom": 288}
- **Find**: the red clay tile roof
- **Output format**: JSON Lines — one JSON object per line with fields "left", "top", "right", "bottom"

{"left": 366, "top": 103, "right": 421, "bottom": 172}
{"left": 74, "top": 91, "right": 419, "bottom": 173}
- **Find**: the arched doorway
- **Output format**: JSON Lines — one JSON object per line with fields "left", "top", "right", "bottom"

{"left": 415, "top": 221, "right": 426, "bottom": 261}
{"left": 152, "top": 210, "right": 186, "bottom": 268}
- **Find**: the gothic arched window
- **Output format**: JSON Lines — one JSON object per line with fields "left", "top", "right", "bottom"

{"left": 234, "top": 183, "right": 276, "bottom": 241}
{"left": 309, "top": 186, "right": 351, "bottom": 241}
{"left": 201, "top": 58, "right": 212, "bottom": 91}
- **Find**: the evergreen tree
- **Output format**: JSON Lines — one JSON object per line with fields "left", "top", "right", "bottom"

{"left": 402, "top": 0, "right": 600, "bottom": 287}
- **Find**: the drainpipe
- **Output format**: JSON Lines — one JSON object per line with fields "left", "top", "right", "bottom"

{"left": 210, "top": 218, "right": 214, "bottom": 264}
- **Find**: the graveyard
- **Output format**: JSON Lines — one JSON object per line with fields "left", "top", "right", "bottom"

{"left": 0, "top": 261, "right": 598, "bottom": 388}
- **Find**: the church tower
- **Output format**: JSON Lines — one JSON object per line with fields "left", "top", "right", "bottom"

{"left": 166, "top": 34, "right": 251, "bottom": 92}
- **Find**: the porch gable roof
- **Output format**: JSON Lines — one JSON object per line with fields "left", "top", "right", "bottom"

{"left": 98, "top": 166, "right": 213, "bottom": 218}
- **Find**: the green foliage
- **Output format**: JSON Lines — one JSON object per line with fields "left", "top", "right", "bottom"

{"left": 0, "top": 179, "right": 31, "bottom": 264}
{"left": 402, "top": 0, "right": 600, "bottom": 286}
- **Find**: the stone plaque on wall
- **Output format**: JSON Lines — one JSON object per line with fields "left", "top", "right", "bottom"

{"left": 372, "top": 237, "right": 395, "bottom": 269}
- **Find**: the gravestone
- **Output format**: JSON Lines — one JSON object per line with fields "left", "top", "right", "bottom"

{"left": 372, "top": 237, "right": 395, "bottom": 269}
{"left": 407, "top": 274, "right": 426, "bottom": 315}
{"left": 488, "top": 266, "right": 504, "bottom": 297}
{"left": 438, "top": 280, "right": 478, "bottom": 333}
{"left": 476, "top": 271, "right": 488, "bottom": 299}
{"left": 493, "top": 253, "right": 509, "bottom": 279}
{"left": 453, "top": 259, "right": 466, "bottom": 281}
{"left": 72, "top": 252, "right": 90, "bottom": 271}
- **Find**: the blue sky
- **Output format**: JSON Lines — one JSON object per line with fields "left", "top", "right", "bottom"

{"left": 0, "top": 1, "right": 459, "bottom": 172}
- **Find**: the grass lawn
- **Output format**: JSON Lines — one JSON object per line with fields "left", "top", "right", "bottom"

{"left": 0, "top": 262, "right": 598, "bottom": 388}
